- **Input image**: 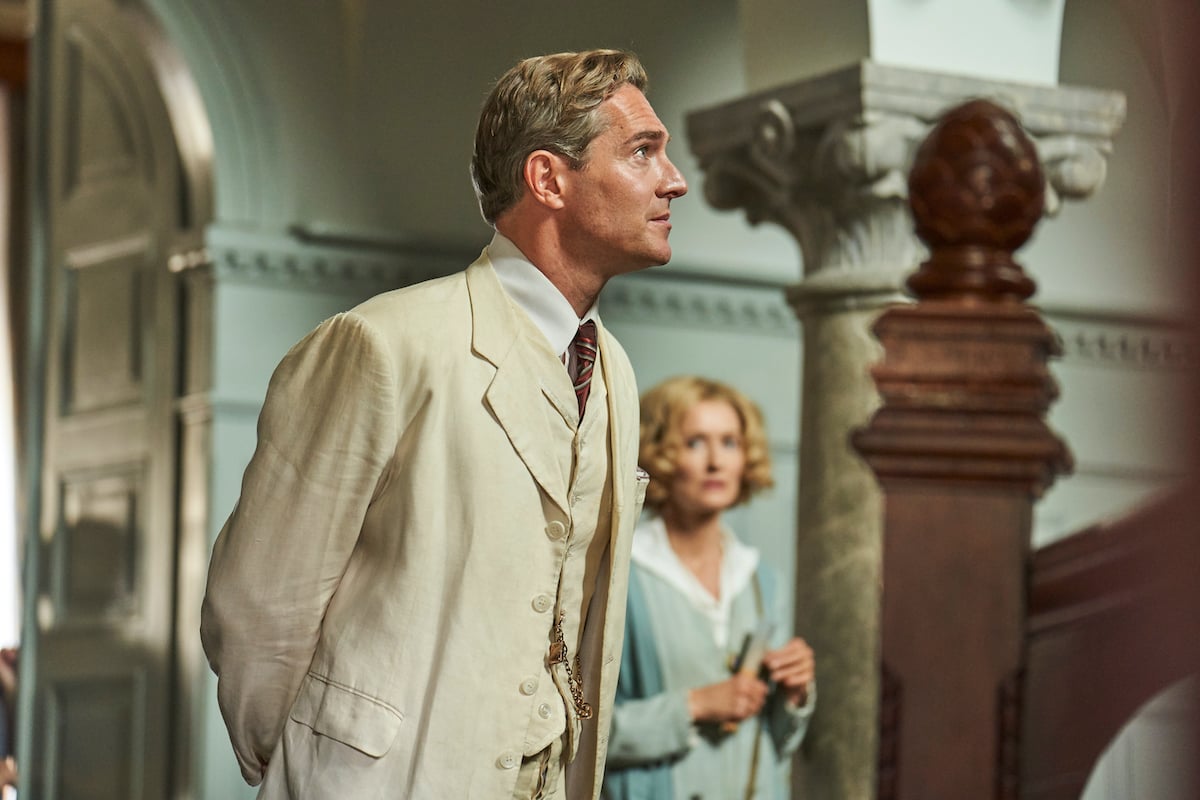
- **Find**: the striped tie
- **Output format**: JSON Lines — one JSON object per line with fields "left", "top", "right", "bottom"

{"left": 570, "top": 320, "right": 598, "bottom": 420}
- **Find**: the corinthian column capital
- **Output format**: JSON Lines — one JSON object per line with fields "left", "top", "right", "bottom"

{"left": 687, "top": 61, "right": 1126, "bottom": 284}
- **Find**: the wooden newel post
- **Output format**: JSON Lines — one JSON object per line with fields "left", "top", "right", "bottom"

{"left": 852, "top": 100, "right": 1073, "bottom": 799}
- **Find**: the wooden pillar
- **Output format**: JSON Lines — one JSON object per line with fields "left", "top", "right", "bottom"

{"left": 852, "top": 100, "right": 1072, "bottom": 799}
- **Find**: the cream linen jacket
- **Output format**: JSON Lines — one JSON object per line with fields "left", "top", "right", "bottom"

{"left": 200, "top": 254, "right": 647, "bottom": 799}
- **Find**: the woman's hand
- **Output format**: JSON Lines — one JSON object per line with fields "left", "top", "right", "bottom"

{"left": 687, "top": 671, "right": 768, "bottom": 724}
{"left": 762, "top": 637, "right": 814, "bottom": 708}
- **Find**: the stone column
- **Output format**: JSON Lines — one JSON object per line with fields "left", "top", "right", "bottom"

{"left": 686, "top": 61, "right": 1124, "bottom": 799}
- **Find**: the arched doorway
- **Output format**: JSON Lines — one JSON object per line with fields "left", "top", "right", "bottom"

{"left": 17, "top": 0, "right": 211, "bottom": 796}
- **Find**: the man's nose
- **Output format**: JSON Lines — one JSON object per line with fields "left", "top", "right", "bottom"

{"left": 660, "top": 157, "right": 687, "bottom": 199}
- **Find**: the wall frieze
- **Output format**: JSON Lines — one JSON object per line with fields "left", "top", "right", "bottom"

{"left": 200, "top": 228, "right": 1188, "bottom": 368}
{"left": 202, "top": 225, "right": 800, "bottom": 336}
{"left": 601, "top": 271, "right": 799, "bottom": 338}
{"left": 204, "top": 224, "right": 476, "bottom": 290}
{"left": 1044, "top": 309, "right": 1194, "bottom": 371}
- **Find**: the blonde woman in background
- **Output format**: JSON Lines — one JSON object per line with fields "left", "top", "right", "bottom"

{"left": 603, "top": 376, "right": 815, "bottom": 800}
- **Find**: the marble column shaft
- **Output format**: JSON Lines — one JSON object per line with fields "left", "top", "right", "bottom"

{"left": 687, "top": 60, "right": 1123, "bottom": 799}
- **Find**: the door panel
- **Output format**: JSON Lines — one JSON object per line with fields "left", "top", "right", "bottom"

{"left": 25, "top": 2, "right": 187, "bottom": 797}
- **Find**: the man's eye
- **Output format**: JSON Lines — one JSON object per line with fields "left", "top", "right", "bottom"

{"left": 634, "top": 145, "right": 649, "bottom": 158}
{"left": 685, "top": 437, "right": 703, "bottom": 449}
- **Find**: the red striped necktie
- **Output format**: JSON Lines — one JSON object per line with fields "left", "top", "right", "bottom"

{"left": 570, "top": 320, "right": 598, "bottom": 420}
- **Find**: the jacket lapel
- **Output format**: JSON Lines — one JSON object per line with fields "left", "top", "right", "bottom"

{"left": 599, "top": 322, "right": 629, "bottom": 528}
{"left": 467, "top": 256, "right": 571, "bottom": 517}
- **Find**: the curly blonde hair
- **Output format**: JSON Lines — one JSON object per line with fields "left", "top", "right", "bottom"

{"left": 638, "top": 375, "right": 774, "bottom": 512}
{"left": 470, "top": 49, "right": 648, "bottom": 225}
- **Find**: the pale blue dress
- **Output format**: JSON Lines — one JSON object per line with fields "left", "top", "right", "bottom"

{"left": 602, "top": 517, "right": 815, "bottom": 800}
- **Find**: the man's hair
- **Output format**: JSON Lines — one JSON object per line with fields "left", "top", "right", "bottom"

{"left": 638, "top": 375, "right": 774, "bottom": 513}
{"left": 471, "top": 49, "right": 648, "bottom": 225}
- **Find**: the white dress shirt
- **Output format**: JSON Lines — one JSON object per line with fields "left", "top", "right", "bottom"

{"left": 488, "top": 231, "right": 600, "bottom": 362}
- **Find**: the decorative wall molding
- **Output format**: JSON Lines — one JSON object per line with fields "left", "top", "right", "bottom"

{"left": 601, "top": 270, "right": 799, "bottom": 338}
{"left": 1043, "top": 307, "right": 1194, "bottom": 371}
{"left": 205, "top": 226, "right": 1195, "bottom": 373}
{"left": 204, "top": 224, "right": 476, "bottom": 292}
{"left": 205, "top": 224, "right": 804, "bottom": 340}
{"left": 204, "top": 225, "right": 804, "bottom": 344}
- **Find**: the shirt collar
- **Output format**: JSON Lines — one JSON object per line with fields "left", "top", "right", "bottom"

{"left": 631, "top": 515, "right": 760, "bottom": 649}
{"left": 487, "top": 231, "right": 600, "bottom": 356}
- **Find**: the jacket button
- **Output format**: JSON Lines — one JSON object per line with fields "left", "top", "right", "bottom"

{"left": 545, "top": 520, "right": 567, "bottom": 540}
{"left": 531, "top": 594, "right": 553, "bottom": 613}
{"left": 497, "top": 752, "right": 519, "bottom": 770}
{"left": 520, "top": 677, "right": 538, "bottom": 696}
{"left": 538, "top": 703, "right": 553, "bottom": 719}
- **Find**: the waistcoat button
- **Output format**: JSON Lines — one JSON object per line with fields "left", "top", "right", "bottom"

{"left": 497, "top": 752, "right": 519, "bottom": 770}
{"left": 537, "top": 703, "right": 553, "bottom": 720}
{"left": 545, "top": 520, "right": 567, "bottom": 540}
{"left": 531, "top": 594, "right": 553, "bottom": 613}
{"left": 520, "top": 677, "right": 538, "bottom": 696}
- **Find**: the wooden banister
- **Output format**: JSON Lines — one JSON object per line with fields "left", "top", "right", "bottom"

{"left": 855, "top": 96, "right": 1200, "bottom": 800}
{"left": 1021, "top": 489, "right": 1200, "bottom": 798}
{"left": 853, "top": 99, "right": 1072, "bottom": 799}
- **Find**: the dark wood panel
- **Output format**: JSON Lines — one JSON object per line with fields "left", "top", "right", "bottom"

{"left": 62, "top": 32, "right": 139, "bottom": 197}
{"left": 52, "top": 465, "right": 144, "bottom": 625}
{"left": 63, "top": 248, "right": 148, "bottom": 414}
{"left": 23, "top": 2, "right": 190, "bottom": 798}
{"left": 45, "top": 674, "right": 143, "bottom": 800}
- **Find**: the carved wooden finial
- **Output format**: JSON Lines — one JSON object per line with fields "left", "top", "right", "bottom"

{"left": 907, "top": 99, "right": 1045, "bottom": 302}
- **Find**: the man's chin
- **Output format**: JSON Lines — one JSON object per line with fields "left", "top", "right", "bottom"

{"left": 611, "top": 247, "right": 673, "bottom": 277}
{"left": 647, "top": 246, "right": 673, "bottom": 267}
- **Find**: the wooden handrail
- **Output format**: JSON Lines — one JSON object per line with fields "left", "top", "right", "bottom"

{"left": 1021, "top": 488, "right": 1200, "bottom": 798}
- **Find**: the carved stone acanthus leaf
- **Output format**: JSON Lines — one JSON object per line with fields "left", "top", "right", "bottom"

{"left": 816, "top": 111, "right": 928, "bottom": 199}
{"left": 700, "top": 102, "right": 1106, "bottom": 281}
{"left": 688, "top": 64, "right": 1123, "bottom": 283}
{"left": 702, "top": 106, "right": 932, "bottom": 276}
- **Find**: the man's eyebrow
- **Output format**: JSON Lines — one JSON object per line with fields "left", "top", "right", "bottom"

{"left": 624, "top": 129, "right": 668, "bottom": 147}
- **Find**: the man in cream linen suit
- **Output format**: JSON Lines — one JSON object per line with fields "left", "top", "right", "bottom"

{"left": 200, "top": 50, "right": 687, "bottom": 799}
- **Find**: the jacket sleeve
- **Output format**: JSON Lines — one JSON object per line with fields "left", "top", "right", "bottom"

{"left": 767, "top": 678, "right": 816, "bottom": 759}
{"left": 606, "top": 687, "right": 694, "bottom": 768}
{"left": 764, "top": 564, "right": 816, "bottom": 758}
{"left": 604, "top": 569, "right": 694, "bottom": 768}
{"left": 199, "top": 311, "right": 398, "bottom": 785}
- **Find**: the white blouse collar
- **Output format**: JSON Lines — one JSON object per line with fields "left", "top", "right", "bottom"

{"left": 631, "top": 515, "right": 760, "bottom": 649}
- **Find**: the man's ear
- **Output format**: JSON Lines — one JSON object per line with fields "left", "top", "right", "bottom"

{"left": 522, "top": 150, "right": 569, "bottom": 210}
